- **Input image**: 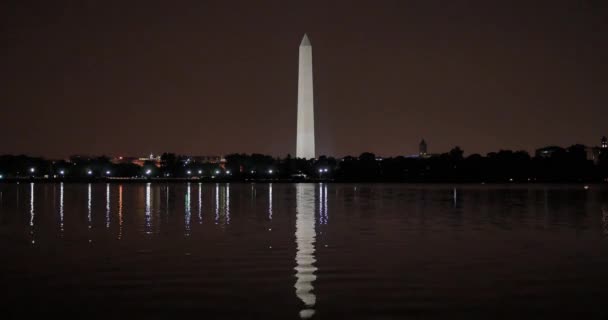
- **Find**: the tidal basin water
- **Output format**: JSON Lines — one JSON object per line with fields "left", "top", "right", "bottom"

{"left": 1, "top": 183, "right": 608, "bottom": 319}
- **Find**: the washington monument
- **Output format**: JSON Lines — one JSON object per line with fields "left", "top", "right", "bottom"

{"left": 296, "top": 34, "right": 315, "bottom": 159}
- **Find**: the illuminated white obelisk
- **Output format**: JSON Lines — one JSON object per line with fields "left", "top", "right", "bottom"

{"left": 296, "top": 34, "right": 315, "bottom": 159}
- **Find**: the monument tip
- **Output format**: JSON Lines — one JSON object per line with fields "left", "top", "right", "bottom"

{"left": 300, "top": 33, "right": 311, "bottom": 47}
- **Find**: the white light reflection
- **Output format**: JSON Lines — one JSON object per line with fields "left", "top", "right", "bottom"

{"left": 145, "top": 183, "right": 152, "bottom": 234}
{"left": 324, "top": 184, "right": 328, "bottom": 224}
{"left": 29, "top": 183, "right": 34, "bottom": 226}
{"left": 59, "top": 183, "right": 64, "bottom": 235}
{"left": 185, "top": 183, "right": 191, "bottom": 236}
{"left": 318, "top": 183, "right": 328, "bottom": 225}
{"left": 198, "top": 183, "right": 202, "bottom": 224}
{"left": 214, "top": 184, "right": 230, "bottom": 226}
{"left": 226, "top": 184, "right": 230, "bottom": 225}
{"left": 294, "top": 184, "right": 317, "bottom": 319}
{"left": 29, "top": 183, "right": 35, "bottom": 244}
{"left": 105, "top": 183, "right": 111, "bottom": 228}
{"left": 215, "top": 183, "right": 219, "bottom": 224}
{"left": 118, "top": 185, "right": 123, "bottom": 240}
{"left": 268, "top": 183, "right": 273, "bottom": 220}
{"left": 87, "top": 183, "right": 92, "bottom": 229}
{"left": 318, "top": 184, "right": 323, "bottom": 225}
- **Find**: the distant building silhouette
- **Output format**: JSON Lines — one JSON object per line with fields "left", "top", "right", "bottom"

{"left": 111, "top": 156, "right": 138, "bottom": 165}
{"left": 535, "top": 146, "right": 565, "bottom": 158}
{"left": 112, "top": 154, "right": 161, "bottom": 167}
{"left": 111, "top": 154, "right": 222, "bottom": 168}
{"left": 584, "top": 136, "right": 607, "bottom": 164}
{"left": 419, "top": 139, "right": 428, "bottom": 157}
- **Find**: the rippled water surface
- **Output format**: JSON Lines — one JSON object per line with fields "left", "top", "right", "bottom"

{"left": 1, "top": 183, "right": 608, "bottom": 319}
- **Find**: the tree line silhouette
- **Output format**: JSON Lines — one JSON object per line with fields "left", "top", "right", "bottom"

{"left": 1, "top": 145, "right": 607, "bottom": 182}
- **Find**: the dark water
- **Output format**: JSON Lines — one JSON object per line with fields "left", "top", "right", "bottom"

{"left": 1, "top": 183, "right": 608, "bottom": 319}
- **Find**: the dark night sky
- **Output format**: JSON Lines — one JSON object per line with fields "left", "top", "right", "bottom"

{"left": 1, "top": 0, "right": 607, "bottom": 159}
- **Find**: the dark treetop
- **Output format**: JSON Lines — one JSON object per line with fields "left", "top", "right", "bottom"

{"left": 1, "top": 144, "right": 608, "bottom": 183}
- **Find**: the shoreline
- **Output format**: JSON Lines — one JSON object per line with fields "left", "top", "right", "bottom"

{"left": 0, "top": 177, "right": 605, "bottom": 185}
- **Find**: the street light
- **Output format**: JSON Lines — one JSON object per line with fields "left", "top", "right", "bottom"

{"left": 198, "top": 170, "right": 202, "bottom": 174}
{"left": 145, "top": 169, "right": 152, "bottom": 175}
{"left": 319, "top": 168, "right": 329, "bottom": 177}
{"left": 87, "top": 170, "right": 93, "bottom": 175}
{"left": 215, "top": 170, "right": 220, "bottom": 175}
{"left": 187, "top": 170, "right": 192, "bottom": 175}
{"left": 226, "top": 170, "right": 231, "bottom": 175}
{"left": 0, "top": 174, "right": 3, "bottom": 179}
{"left": 29, "top": 167, "right": 36, "bottom": 174}
{"left": 268, "top": 169, "right": 273, "bottom": 174}
{"left": 106, "top": 170, "right": 111, "bottom": 176}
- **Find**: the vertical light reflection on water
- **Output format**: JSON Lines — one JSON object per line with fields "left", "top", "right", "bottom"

{"left": 166, "top": 185, "right": 170, "bottom": 218}
{"left": 324, "top": 184, "right": 328, "bottom": 224}
{"left": 453, "top": 188, "right": 457, "bottom": 207}
{"left": 268, "top": 183, "right": 273, "bottom": 220}
{"left": 294, "top": 184, "right": 317, "bottom": 319}
{"left": 215, "top": 184, "right": 219, "bottom": 224}
{"left": 318, "top": 184, "right": 322, "bottom": 224}
{"left": 251, "top": 183, "right": 256, "bottom": 205}
{"left": 118, "top": 185, "right": 123, "bottom": 240}
{"left": 105, "top": 183, "right": 111, "bottom": 228}
{"left": 87, "top": 183, "right": 92, "bottom": 230}
{"left": 59, "top": 183, "right": 64, "bottom": 236}
{"left": 318, "top": 183, "right": 329, "bottom": 225}
{"left": 319, "top": 183, "right": 329, "bottom": 224}
{"left": 29, "top": 183, "right": 34, "bottom": 226}
{"left": 29, "top": 183, "right": 35, "bottom": 244}
{"left": 185, "top": 183, "right": 191, "bottom": 236}
{"left": 198, "top": 183, "right": 202, "bottom": 224}
{"left": 145, "top": 183, "right": 152, "bottom": 234}
{"left": 226, "top": 184, "right": 230, "bottom": 225}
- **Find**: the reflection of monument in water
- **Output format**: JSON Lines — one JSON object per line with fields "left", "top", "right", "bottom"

{"left": 294, "top": 184, "right": 317, "bottom": 318}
